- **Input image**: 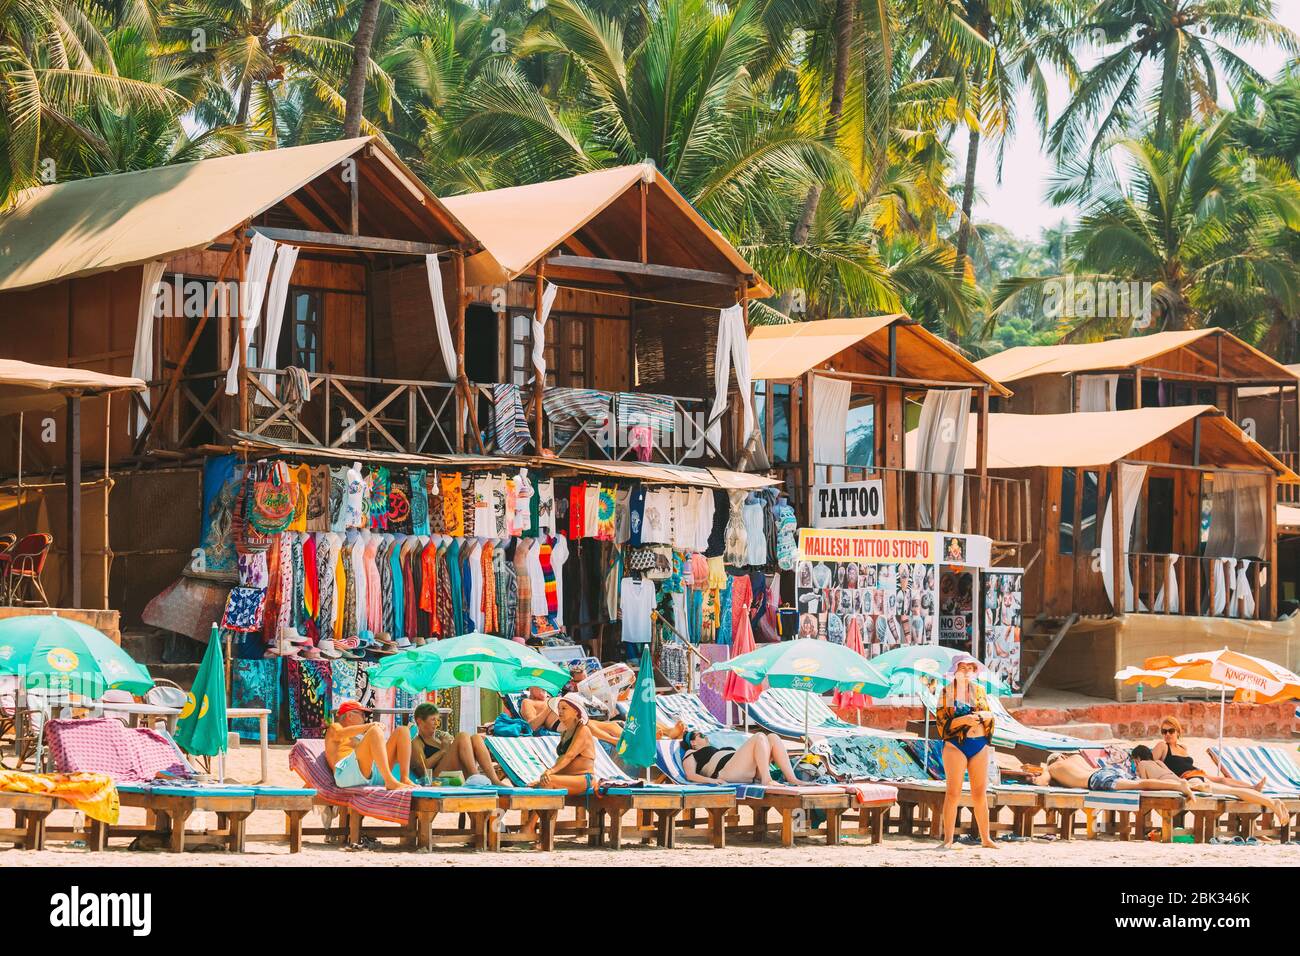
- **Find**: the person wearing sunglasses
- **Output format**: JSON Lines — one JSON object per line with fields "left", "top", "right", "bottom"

{"left": 1152, "top": 716, "right": 1264, "bottom": 790}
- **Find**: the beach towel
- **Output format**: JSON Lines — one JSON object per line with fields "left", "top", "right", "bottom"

{"left": 289, "top": 739, "right": 417, "bottom": 825}
{"left": 698, "top": 644, "right": 732, "bottom": 724}
{"left": 287, "top": 658, "right": 332, "bottom": 739}
{"left": 46, "top": 717, "right": 195, "bottom": 782}
{"left": 231, "top": 657, "right": 281, "bottom": 743}
{"left": 823, "top": 736, "right": 931, "bottom": 783}
{"left": 492, "top": 384, "right": 532, "bottom": 455}
{"left": 0, "top": 769, "right": 119, "bottom": 824}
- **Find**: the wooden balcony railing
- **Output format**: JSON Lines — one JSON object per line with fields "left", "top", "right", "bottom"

{"left": 1273, "top": 451, "right": 1299, "bottom": 503}
{"left": 777, "top": 462, "right": 1032, "bottom": 545}
{"left": 1125, "top": 551, "right": 1270, "bottom": 620}
{"left": 135, "top": 368, "right": 730, "bottom": 466}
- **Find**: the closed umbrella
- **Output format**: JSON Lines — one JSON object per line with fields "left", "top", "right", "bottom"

{"left": 722, "top": 603, "right": 763, "bottom": 729}
{"left": 706, "top": 638, "right": 891, "bottom": 740}
{"left": 175, "top": 625, "right": 228, "bottom": 761}
{"left": 616, "top": 644, "right": 657, "bottom": 773}
{"left": 832, "top": 617, "right": 870, "bottom": 717}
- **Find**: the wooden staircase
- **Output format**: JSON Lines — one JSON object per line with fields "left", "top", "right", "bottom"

{"left": 1019, "top": 613, "right": 1078, "bottom": 696}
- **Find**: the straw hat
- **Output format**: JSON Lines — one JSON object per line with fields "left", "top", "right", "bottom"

{"left": 558, "top": 693, "right": 589, "bottom": 725}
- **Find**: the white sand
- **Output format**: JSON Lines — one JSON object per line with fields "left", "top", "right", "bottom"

{"left": 6, "top": 734, "right": 1298, "bottom": 866}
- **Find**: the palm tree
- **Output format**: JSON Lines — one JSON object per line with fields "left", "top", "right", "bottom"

{"left": 993, "top": 119, "right": 1300, "bottom": 340}
{"left": 0, "top": 0, "right": 187, "bottom": 203}
{"left": 1049, "top": 0, "right": 1299, "bottom": 168}
{"left": 343, "top": 0, "right": 382, "bottom": 137}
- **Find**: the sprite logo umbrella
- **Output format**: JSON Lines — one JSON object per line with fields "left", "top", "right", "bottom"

{"left": 705, "top": 638, "right": 891, "bottom": 739}
{"left": 871, "top": 645, "right": 1009, "bottom": 699}
{"left": 0, "top": 613, "right": 152, "bottom": 697}
{"left": 368, "top": 632, "right": 570, "bottom": 695}
{"left": 175, "top": 625, "right": 227, "bottom": 757}
{"left": 616, "top": 644, "right": 656, "bottom": 769}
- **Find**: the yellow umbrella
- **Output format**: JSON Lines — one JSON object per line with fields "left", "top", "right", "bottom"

{"left": 1116, "top": 649, "right": 1300, "bottom": 755}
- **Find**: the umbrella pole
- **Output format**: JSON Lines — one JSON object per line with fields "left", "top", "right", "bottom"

{"left": 1218, "top": 683, "right": 1226, "bottom": 761}
{"left": 924, "top": 710, "right": 930, "bottom": 775}
{"left": 804, "top": 692, "right": 810, "bottom": 749}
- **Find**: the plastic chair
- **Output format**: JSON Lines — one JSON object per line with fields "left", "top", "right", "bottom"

{"left": 0, "top": 534, "right": 17, "bottom": 605}
{"left": 6, "top": 532, "right": 53, "bottom": 607}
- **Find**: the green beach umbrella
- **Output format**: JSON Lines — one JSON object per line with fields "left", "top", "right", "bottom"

{"left": 175, "top": 625, "right": 228, "bottom": 758}
{"left": 706, "top": 638, "right": 891, "bottom": 740}
{"left": 0, "top": 613, "right": 152, "bottom": 697}
{"left": 616, "top": 644, "right": 656, "bottom": 770}
{"left": 871, "top": 646, "right": 1009, "bottom": 698}
{"left": 368, "top": 632, "right": 569, "bottom": 695}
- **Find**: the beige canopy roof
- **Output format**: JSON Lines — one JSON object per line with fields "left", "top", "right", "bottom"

{"left": 0, "top": 138, "right": 476, "bottom": 292}
{"left": 905, "top": 405, "right": 1296, "bottom": 477}
{"left": 976, "top": 329, "right": 1295, "bottom": 385}
{"left": 0, "top": 360, "right": 145, "bottom": 415}
{"left": 441, "top": 164, "right": 772, "bottom": 299}
{"left": 748, "top": 315, "right": 1010, "bottom": 394}
{"left": 1239, "top": 363, "right": 1300, "bottom": 397}
{"left": 1278, "top": 504, "right": 1300, "bottom": 531}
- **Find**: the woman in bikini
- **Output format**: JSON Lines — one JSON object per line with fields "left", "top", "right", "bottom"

{"left": 531, "top": 694, "right": 598, "bottom": 795}
{"left": 935, "top": 656, "right": 998, "bottom": 849}
{"left": 679, "top": 731, "right": 812, "bottom": 787}
{"left": 1151, "top": 718, "right": 1289, "bottom": 827}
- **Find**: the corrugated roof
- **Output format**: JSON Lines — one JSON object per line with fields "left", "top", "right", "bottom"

{"left": 441, "top": 165, "right": 772, "bottom": 298}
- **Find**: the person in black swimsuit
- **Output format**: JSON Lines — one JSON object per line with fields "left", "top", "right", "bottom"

{"left": 680, "top": 731, "right": 811, "bottom": 786}
{"left": 409, "top": 703, "right": 502, "bottom": 785}
{"left": 1152, "top": 716, "right": 1264, "bottom": 789}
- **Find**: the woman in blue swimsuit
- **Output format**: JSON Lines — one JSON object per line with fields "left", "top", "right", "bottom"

{"left": 935, "top": 656, "right": 998, "bottom": 849}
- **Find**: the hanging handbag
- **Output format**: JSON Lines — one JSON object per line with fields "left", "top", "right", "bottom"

{"left": 249, "top": 461, "right": 296, "bottom": 535}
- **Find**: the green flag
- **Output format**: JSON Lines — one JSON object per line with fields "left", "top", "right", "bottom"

{"left": 615, "top": 644, "right": 657, "bottom": 769}
{"left": 175, "top": 625, "right": 228, "bottom": 757}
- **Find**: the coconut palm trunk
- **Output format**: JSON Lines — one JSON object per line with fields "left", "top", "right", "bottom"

{"left": 953, "top": 123, "right": 980, "bottom": 277}
{"left": 343, "top": 0, "right": 383, "bottom": 138}
{"left": 778, "top": 0, "right": 854, "bottom": 314}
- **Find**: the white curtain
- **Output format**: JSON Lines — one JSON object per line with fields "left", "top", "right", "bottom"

{"left": 130, "top": 260, "right": 167, "bottom": 433}
{"left": 1099, "top": 462, "right": 1147, "bottom": 612}
{"left": 812, "top": 374, "right": 851, "bottom": 484}
{"left": 425, "top": 253, "right": 458, "bottom": 381}
{"left": 224, "top": 233, "right": 278, "bottom": 396}
{"left": 1155, "top": 554, "right": 1180, "bottom": 613}
{"left": 1079, "top": 374, "right": 1118, "bottom": 412}
{"left": 701, "top": 303, "right": 754, "bottom": 457}
{"left": 913, "top": 388, "right": 972, "bottom": 529}
{"left": 253, "top": 243, "right": 300, "bottom": 405}
{"left": 1205, "top": 472, "right": 1269, "bottom": 559}
{"left": 530, "top": 281, "right": 559, "bottom": 385}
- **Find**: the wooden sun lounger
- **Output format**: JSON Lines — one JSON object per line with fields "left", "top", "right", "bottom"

{"left": 672, "top": 788, "right": 737, "bottom": 849}
{"left": 0, "top": 791, "right": 55, "bottom": 850}
{"left": 486, "top": 788, "right": 566, "bottom": 851}
{"left": 87, "top": 785, "right": 258, "bottom": 853}
{"left": 331, "top": 790, "right": 502, "bottom": 850}
{"left": 736, "top": 788, "right": 853, "bottom": 847}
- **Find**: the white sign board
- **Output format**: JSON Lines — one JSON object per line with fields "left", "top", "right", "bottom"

{"left": 810, "top": 480, "right": 884, "bottom": 528}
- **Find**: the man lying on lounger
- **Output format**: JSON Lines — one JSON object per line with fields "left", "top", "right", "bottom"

{"left": 325, "top": 700, "right": 415, "bottom": 790}
{"left": 1029, "top": 751, "right": 1195, "bottom": 798}
{"left": 519, "top": 686, "right": 686, "bottom": 744}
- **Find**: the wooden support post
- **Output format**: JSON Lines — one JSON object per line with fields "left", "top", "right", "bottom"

{"left": 453, "top": 253, "right": 467, "bottom": 453}
{"left": 802, "top": 370, "right": 816, "bottom": 508}
{"left": 236, "top": 239, "right": 250, "bottom": 433}
{"left": 888, "top": 323, "right": 897, "bottom": 378}
{"left": 1111, "top": 461, "right": 1125, "bottom": 614}
{"left": 349, "top": 174, "right": 360, "bottom": 236}
{"left": 640, "top": 180, "right": 648, "bottom": 264}
{"left": 1192, "top": 417, "right": 1201, "bottom": 466}
{"left": 1268, "top": 472, "right": 1278, "bottom": 617}
{"left": 533, "top": 263, "right": 546, "bottom": 453}
{"left": 65, "top": 393, "right": 82, "bottom": 608}
{"left": 976, "top": 387, "right": 989, "bottom": 538}
{"left": 1134, "top": 369, "right": 1142, "bottom": 409}
{"left": 738, "top": 286, "right": 750, "bottom": 462}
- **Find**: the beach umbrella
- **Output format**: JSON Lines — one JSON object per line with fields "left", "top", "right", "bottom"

{"left": 616, "top": 644, "right": 657, "bottom": 772}
{"left": 1117, "top": 648, "right": 1300, "bottom": 756}
{"left": 0, "top": 613, "right": 153, "bottom": 696}
{"left": 706, "top": 638, "right": 891, "bottom": 740}
{"left": 831, "top": 617, "right": 871, "bottom": 715}
{"left": 175, "top": 625, "right": 227, "bottom": 759}
{"left": 368, "top": 632, "right": 569, "bottom": 695}
{"left": 870, "top": 645, "right": 1007, "bottom": 773}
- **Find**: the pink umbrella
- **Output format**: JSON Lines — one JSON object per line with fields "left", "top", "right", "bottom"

{"left": 832, "top": 616, "right": 871, "bottom": 714}
{"left": 723, "top": 603, "right": 764, "bottom": 707}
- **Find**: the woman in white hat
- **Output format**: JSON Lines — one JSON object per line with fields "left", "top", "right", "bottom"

{"left": 532, "top": 694, "right": 598, "bottom": 795}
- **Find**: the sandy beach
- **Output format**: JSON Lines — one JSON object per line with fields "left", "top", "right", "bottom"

{"left": 6, "top": 732, "right": 1297, "bottom": 866}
